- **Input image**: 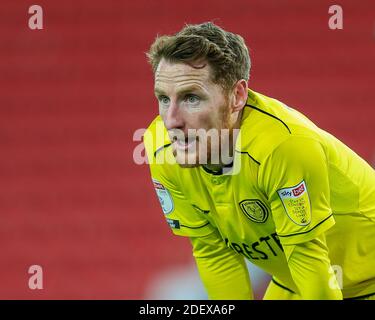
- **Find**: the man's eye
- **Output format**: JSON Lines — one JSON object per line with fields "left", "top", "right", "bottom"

{"left": 159, "top": 96, "right": 170, "bottom": 105}
{"left": 186, "top": 95, "right": 200, "bottom": 104}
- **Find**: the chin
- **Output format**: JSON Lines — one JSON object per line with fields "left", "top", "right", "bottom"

{"left": 173, "top": 149, "right": 204, "bottom": 168}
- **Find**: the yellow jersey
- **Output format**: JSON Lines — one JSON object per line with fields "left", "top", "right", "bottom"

{"left": 144, "top": 89, "right": 375, "bottom": 299}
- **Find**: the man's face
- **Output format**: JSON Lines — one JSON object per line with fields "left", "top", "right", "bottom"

{"left": 154, "top": 59, "right": 233, "bottom": 167}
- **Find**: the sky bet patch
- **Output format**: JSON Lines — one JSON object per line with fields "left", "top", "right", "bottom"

{"left": 153, "top": 179, "right": 174, "bottom": 215}
{"left": 277, "top": 180, "right": 311, "bottom": 226}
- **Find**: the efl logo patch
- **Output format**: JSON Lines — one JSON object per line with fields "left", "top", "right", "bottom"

{"left": 277, "top": 180, "right": 311, "bottom": 226}
{"left": 153, "top": 179, "right": 174, "bottom": 215}
{"left": 239, "top": 199, "right": 269, "bottom": 223}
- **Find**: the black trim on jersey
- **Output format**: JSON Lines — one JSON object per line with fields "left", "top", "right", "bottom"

{"left": 245, "top": 104, "right": 291, "bottom": 134}
{"left": 344, "top": 291, "right": 375, "bottom": 300}
{"left": 271, "top": 278, "right": 296, "bottom": 294}
{"left": 202, "top": 165, "right": 224, "bottom": 175}
{"left": 180, "top": 222, "right": 210, "bottom": 229}
{"left": 153, "top": 143, "right": 171, "bottom": 158}
{"left": 278, "top": 214, "right": 333, "bottom": 238}
{"left": 235, "top": 150, "right": 261, "bottom": 165}
{"left": 201, "top": 162, "right": 234, "bottom": 176}
{"left": 201, "top": 165, "right": 228, "bottom": 175}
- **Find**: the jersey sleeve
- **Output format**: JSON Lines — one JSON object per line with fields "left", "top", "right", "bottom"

{"left": 191, "top": 229, "right": 253, "bottom": 300}
{"left": 284, "top": 234, "right": 343, "bottom": 299}
{"left": 143, "top": 121, "right": 215, "bottom": 237}
{"left": 259, "top": 135, "right": 335, "bottom": 245}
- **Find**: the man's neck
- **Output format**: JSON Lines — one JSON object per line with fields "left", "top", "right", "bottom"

{"left": 202, "top": 109, "right": 244, "bottom": 174}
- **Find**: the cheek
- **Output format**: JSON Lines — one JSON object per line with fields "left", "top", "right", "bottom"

{"left": 158, "top": 106, "right": 166, "bottom": 118}
{"left": 192, "top": 111, "right": 218, "bottom": 129}
{"left": 159, "top": 112, "right": 167, "bottom": 126}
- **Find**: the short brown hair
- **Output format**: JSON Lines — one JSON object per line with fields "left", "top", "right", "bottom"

{"left": 147, "top": 22, "right": 251, "bottom": 91}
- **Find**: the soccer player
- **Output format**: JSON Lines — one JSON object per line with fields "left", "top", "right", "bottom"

{"left": 143, "top": 22, "right": 375, "bottom": 300}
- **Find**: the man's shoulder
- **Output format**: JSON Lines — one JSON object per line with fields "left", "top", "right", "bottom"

{"left": 238, "top": 89, "right": 322, "bottom": 164}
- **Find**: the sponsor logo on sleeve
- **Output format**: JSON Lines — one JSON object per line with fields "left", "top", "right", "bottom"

{"left": 239, "top": 199, "right": 269, "bottom": 223}
{"left": 153, "top": 179, "right": 174, "bottom": 215}
{"left": 166, "top": 218, "right": 180, "bottom": 229}
{"left": 277, "top": 180, "right": 311, "bottom": 226}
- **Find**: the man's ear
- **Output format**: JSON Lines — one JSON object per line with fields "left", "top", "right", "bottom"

{"left": 231, "top": 79, "right": 248, "bottom": 113}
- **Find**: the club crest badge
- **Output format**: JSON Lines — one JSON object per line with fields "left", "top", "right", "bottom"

{"left": 153, "top": 179, "right": 174, "bottom": 215}
{"left": 277, "top": 180, "right": 311, "bottom": 226}
{"left": 239, "top": 199, "right": 269, "bottom": 223}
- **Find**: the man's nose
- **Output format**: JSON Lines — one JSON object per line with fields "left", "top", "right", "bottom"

{"left": 163, "top": 102, "right": 184, "bottom": 130}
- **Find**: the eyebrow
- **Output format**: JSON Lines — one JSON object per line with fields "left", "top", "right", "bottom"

{"left": 154, "top": 85, "right": 204, "bottom": 97}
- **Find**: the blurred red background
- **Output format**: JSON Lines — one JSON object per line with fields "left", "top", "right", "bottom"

{"left": 0, "top": 0, "right": 374, "bottom": 299}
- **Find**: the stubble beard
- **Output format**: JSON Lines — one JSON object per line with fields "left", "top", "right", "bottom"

{"left": 173, "top": 100, "right": 234, "bottom": 169}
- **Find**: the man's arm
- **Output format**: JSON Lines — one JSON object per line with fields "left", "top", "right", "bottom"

{"left": 284, "top": 233, "right": 342, "bottom": 300}
{"left": 259, "top": 136, "right": 341, "bottom": 298}
{"left": 190, "top": 230, "right": 253, "bottom": 300}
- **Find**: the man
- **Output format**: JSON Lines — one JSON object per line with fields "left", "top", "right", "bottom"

{"left": 143, "top": 22, "right": 375, "bottom": 299}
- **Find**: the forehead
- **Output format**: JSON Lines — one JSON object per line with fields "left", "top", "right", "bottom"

{"left": 154, "top": 59, "right": 213, "bottom": 92}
